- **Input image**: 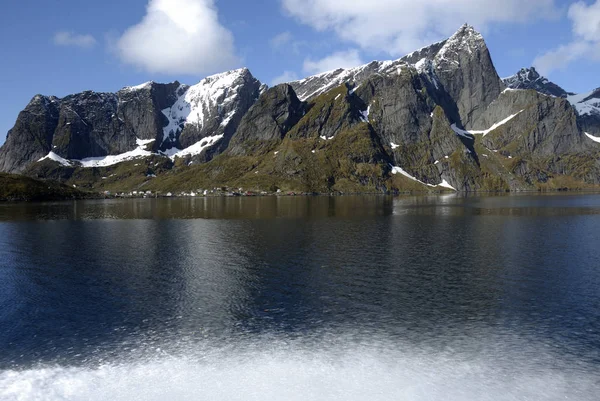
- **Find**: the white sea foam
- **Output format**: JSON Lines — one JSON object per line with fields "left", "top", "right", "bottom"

{"left": 1, "top": 341, "right": 597, "bottom": 401}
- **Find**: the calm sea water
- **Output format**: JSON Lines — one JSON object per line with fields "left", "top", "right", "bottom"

{"left": 0, "top": 195, "right": 599, "bottom": 400}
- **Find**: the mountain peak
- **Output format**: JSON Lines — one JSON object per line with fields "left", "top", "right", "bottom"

{"left": 503, "top": 67, "right": 571, "bottom": 98}
{"left": 445, "top": 23, "right": 484, "bottom": 47}
{"left": 457, "top": 23, "right": 478, "bottom": 34}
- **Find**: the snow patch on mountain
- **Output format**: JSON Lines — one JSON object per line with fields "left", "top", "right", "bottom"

{"left": 584, "top": 132, "right": 600, "bottom": 143}
{"left": 76, "top": 138, "right": 154, "bottom": 168}
{"left": 160, "top": 69, "right": 249, "bottom": 145}
{"left": 122, "top": 82, "right": 153, "bottom": 92}
{"left": 360, "top": 106, "right": 370, "bottom": 123}
{"left": 136, "top": 138, "right": 155, "bottom": 147}
{"left": 391, "top": 165, "right": 456, "bottom": 191}
{"left": 38, "top": 152, "right": 72, "bottom": 167}
{"left": 37, "top": 133, "right": 224, "bottom": 168}
{"left": 451, "top": 111, "right": 523, "bottom": 137}
{"left": 161, "top": 135, "right": 224, "bottom": 160}
{"left": 438, "top": 180, "right": 457, "bottom": 191}
{"left": 567, "top": 90, "right": 600, "bottom": 117}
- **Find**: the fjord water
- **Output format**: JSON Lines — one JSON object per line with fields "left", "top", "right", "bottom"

{"left": 0, "top": 195, "right": 599, "bottom": 400}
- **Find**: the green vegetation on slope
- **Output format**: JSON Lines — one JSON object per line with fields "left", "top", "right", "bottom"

{"left": 0, "top": 173, "right": 88, "bottom": 201}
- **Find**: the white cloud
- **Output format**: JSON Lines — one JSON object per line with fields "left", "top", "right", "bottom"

{"left": 569, "top": 0, "right": 600, "bottom": 41}
{"left": 534, "top": 42, "right": 593, "bottom": 75}
{"left": 271, "top": 71, "right": 300, "bottom": 85}
{"left": 270, "top": 31, "right": 293, "bottom": 49}
{"left": 282, "top": 0, "right": 558, "bottom": 56}
{"left": 303, "top": 49, "right": 364, "bottom": 75}
{"left": 534, "top": 0, "right": 600, "bottom": 75}
{"left": 53, "top": 32, "right": 97, "bottom": 48}
{"left": 117, "top": 0, "right": 239, "bottom": 76}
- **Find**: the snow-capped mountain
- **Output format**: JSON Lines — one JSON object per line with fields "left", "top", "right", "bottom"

{"left": 290, "top": 24, "right": 503, "bottom": 129}
{"left": 503, "top": 67, "right": 572, "bottom": 98}
{"left": 2, "top": 24, "right": 600, "bottom": 193}
{"left": 0, "top": 69, "right": 264, "bottom": 173}
{"left": 159, "top": 68, "right": 265, "bottom": 154}
{"left": 503, "top": 67, "right": 599, "bottom": 122}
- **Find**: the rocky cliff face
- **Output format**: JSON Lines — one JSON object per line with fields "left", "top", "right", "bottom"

{"left": 0, "top": 95, "right": 60, "bottom": 173}
{"left": 227, "top": 84, "right": 306, "bottom": 156}
{"left": 161, "top": 68, "right": 264, "bottom": 153}
{"left": 424, "top": 24, "right": 505, "bottom": 129}
{"left": 1, "top": 24, "right": 600, "bottom": 193}
{"left": 477, "top": 89, "right": 585, "bottom": 156}
{"left": 504, "top": 69, "right": 600, "bottom": 136}
{"left": 117, "top": 81, "right": 182, "bottom": 144}
{"left": 0, "top": 69, "right": 264, "bottom": 173}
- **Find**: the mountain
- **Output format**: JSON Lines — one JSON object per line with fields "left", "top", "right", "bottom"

{"left": 503, "top": 67, "right": 600, "bottom": 136}
{"left": 2, "top": 24, "right": 600, "bottom": 194}
{"left": 568, "top": 89, "right": 600, "bottom": 136}
{"left": 503, "top": 67, "right": 572, "bottom": 98}
{"left": 0, "top": 68, "right": 263, "bottom": 174}
{"left": 291, "top": 24, "right": 504, "bottom": 130}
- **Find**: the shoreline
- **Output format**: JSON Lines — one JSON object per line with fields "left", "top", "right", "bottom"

{"left": 3, "top": 188, "right": 600, "bottom": 204}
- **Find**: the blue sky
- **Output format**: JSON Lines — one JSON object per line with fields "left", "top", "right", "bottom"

{"left": 1, "top": 0, "right": 599, "bottom": 145}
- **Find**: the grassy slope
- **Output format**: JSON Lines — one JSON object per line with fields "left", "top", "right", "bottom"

{"left": 0, "top": 173, "right": 88, "bottom": 201}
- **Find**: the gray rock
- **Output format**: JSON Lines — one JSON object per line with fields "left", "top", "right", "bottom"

{"left": 429, "top": 24, "right": 504, "bottom": 129}
{"left": 355, "top": 70, "right": 480, "bottom": 191}
{"left": 228, "top": 84, "right": 306, "bottom": 156}
{"left": 478, "top": 90, "right": 585, "bottom": 156}
{"left": 117, "top": 81, "right": 182, "bottom": 146}
{"left": 51, "top": 91, "right": 135, "bottom": 159}
{"left": 0, "top": 95, "right": 60, "bottom": 173}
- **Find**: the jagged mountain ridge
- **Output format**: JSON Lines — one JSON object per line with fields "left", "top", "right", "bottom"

{"left": 290, "top": 24, "right": 504, "bottom": 130}
{"left": 2, "top": 24, "right": 600, "bottom": 193}
{"left": 503, "top": 67, "right": 573, "bottom": 98}
{"left": 503, "top": 67, "right": 600, "bottom": 135}
{"left": 0, "top": 68, "right": 263, "bottom": 173}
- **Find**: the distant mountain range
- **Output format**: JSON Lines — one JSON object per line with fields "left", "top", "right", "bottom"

{"left": 1, "top": 24, "right": 599, "bottom": 193}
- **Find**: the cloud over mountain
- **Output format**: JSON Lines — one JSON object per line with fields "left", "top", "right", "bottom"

{"left": 534, "top": 0, "right": 600, "bottom": 76}
{"left": 117, "top": 0, "right": 239, "bottom": 75}
{"left": 281, "top": 0, "right": 558, "bottom": 56}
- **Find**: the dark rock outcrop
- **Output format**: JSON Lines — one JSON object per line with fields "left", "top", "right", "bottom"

{"left": 0, "top": 95, "right": 60, "bottom": 173}
{"left": 117, "top": 81, "right": 182, "bottom": 144}
{"left": 503, "top": 67, "right": 572, "bottom": 98}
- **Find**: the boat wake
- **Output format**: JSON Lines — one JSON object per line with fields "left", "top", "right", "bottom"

{"left": 1, "top": 340, "right": 597, "bottom": 401}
